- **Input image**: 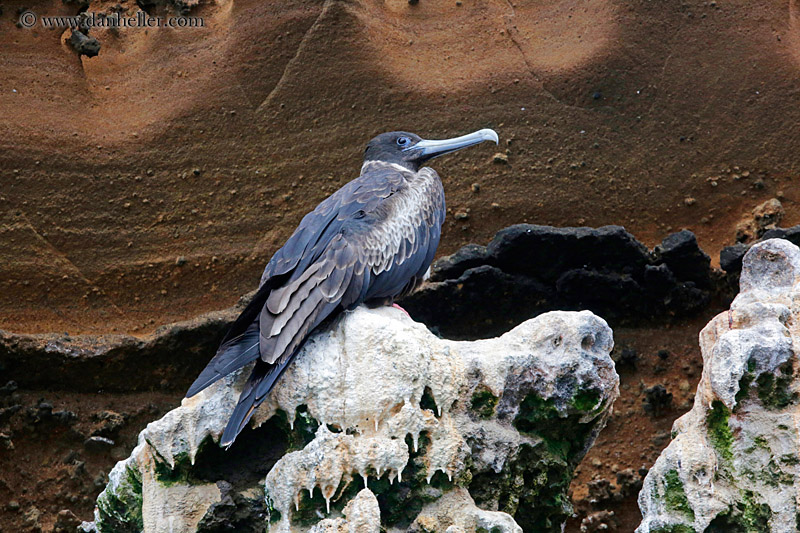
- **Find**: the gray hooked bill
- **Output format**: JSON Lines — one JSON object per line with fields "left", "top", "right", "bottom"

{"left": 408, "top": 128, "right": 499, "bottom": 159}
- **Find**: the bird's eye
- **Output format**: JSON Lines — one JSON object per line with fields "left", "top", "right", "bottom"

{"left": 396, "top": 136, "right": 411, "bottom": 147}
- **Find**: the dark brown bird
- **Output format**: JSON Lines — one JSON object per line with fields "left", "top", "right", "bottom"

{"left": 186, "top": 128, "right": 499, "bottom": 447}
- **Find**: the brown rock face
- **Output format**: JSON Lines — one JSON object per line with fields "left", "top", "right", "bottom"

{"left": 3, "top": 0, "right": 800, "bottom": 336}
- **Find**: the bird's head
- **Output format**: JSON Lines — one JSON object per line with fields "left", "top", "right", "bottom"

{"left": 364, "top": 129, "right": 499, "bottom": 171}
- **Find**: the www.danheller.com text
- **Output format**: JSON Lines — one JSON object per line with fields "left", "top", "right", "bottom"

{"left": 18, "top": 10, "right": 204, "bottom": 29}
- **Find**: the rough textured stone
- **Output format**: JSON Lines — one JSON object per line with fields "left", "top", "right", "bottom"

{"left": 637, "top": 239, "right": 800, "bottom": 532}
{"left": 653, "top": 230, "right": 711, "bottom": 289}
{"left": 87, "top": 306, "right": 618, "bottom": 532}
{"left": 403, "top": 225, "right": 713, "bottom": 339}
{"left": 735, "top": 198, "right": 785, "bottom": 244}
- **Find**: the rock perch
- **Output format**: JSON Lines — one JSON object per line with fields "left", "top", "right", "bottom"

{"left": 638, "top": 239, "right": 800, "bottom": 532}
{"left": 86, "top": 307, "right": 618, "bottom": 532}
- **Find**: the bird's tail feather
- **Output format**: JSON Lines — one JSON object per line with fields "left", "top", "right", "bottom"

{"left": 219, "top": 354, "right": 296, "bottom": 448}
{"left": 186, "top": 321, "right": 261, "bottom": 398}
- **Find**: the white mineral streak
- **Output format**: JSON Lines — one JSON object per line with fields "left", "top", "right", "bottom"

{"left": 265, "top": 426, "right": 408, "bottom": 516}
{"left": 411, "top": 488, "right": 523, "bottom": 533}
{"left": 637, "top": 239, "right": 800, "bottom": 533}
{"left": 308, "top": 489, "right": 381, "bottom": 533}
{"left": 93, "top": 305, "right": 617, "bottom": 532}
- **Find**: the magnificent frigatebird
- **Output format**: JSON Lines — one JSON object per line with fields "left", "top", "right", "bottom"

{"left": 186, "top": 128, "right": 499, "bottom": 447}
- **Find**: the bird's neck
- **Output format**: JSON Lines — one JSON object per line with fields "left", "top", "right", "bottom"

{"left": 360, "top": 160, "right": 416, "bottom": 175}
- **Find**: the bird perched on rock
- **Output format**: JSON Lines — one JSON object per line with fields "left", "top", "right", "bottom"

{"left": 186, "top": 128, "right": 499, "bottom": 446}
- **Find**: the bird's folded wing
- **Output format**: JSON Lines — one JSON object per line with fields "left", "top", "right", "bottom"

{"left": 257, "top": 167, "right": 444, "bottom": 365}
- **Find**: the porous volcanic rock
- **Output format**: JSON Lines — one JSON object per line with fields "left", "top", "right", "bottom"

{"left": 86, "top": 306, "right": 618, "bottom": 532}
{"left": 637, "top": 239, "right": 800, "bottom": 532}
{"left": 402, "top": 225, "right": 713, "bottom": 339}
{"left": 734, "top": 198, "right": 785, "bottom": 244}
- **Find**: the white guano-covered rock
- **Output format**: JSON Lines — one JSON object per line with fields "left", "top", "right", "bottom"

{"left": 637, "top": 239, "right": 800, "bottom": 533}
{"left": 90, "top": 306, "right": 618, "bottom": 532}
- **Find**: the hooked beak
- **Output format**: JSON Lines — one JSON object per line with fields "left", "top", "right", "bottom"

{"left": 407, "top": 128, "right": 499, "bottom": 160}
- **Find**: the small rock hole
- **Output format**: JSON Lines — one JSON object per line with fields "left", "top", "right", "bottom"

{"left": 581, "top": 334, "right": 595, "bottom": 350}
{"left": 420, "top": 386, "right": 439, "bottom": 416}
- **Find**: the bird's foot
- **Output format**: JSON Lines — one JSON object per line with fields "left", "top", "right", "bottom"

{"left": 392, "top": 303, "right": 410, "bottom": 317}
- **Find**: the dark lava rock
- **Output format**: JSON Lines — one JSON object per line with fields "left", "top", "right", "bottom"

{"left": 402, "top": 264, "right": 553, "bottom": 340}
{"left": 721, "top": 225, "right": 800, "bottom": 275}
{"left": 642, "top": 385, "right": 672, "bottom": 417}
{"left": 69, "top": 30, "right": 101, "bottom": 57}
{"left": 429, "top": 243, "right": 488, "bottom": 281}
{"left": 91, "top": 410, "right": 126, "bottom": 438}
{"left": 0, "top": 293, "right": 245, "bottom": 392}
{"left": 719, "top": 243, "right": 751, "bottom": 274}
{"left": 401, "top": 225, "right": 715, "bottom": 339}
{"left": 27, "top": 401, "right": 77, "bottom": 427}
{"left": 654, "top": 230, "right": 711, "bottom": 288}
{"left": 581, "top": 510, "right": 618, "bottom": 532}
{"left": 0, "top": 380, "right": 18, "bottom": 396}
{"left": 555, "top": 269, "right": 644, "bottom": 314}
{"left": 0, "top": 404, "right": 21, "bottom": 425}
{"left": 486, "top": 225, "right": 650, "bottom": 283}
{"left": 762, "top": 225, "right": 800, "bottom": 245}
{"left": 615, "top": 468, "right": 643, "bottom": 497}
{"left": 586, "top": 478, "right": 616, "bottom": 506}
{"left": 612, "top": 347, "right": 638, "bottom": 369}
{"left": 196, "top": 481, "right": 268, "bottom": 533}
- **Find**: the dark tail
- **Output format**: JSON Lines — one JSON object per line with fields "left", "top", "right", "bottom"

{"left": 219, "top": 354, "right": 296, "bottom": 448}
{"left": 186, "top": 275, "right": 289, "bottom": 399}
{"left": 186, "top": 322, "right": 261, "bottom": 397}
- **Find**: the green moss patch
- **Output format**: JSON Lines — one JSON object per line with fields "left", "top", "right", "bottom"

{"left": 779, "top": 453, "right": 800, "bottom": 465}
{"left": 706, "top": 401, "right": 734, "bottom": 463}
{"left": 154, "top": 451, "right": 196, "bottom": 486}
{"left": 281, "top": 431, "right": 458, "bottom": 529}
{"left": 735, "top": 372, "right": 753, "bottom": 407}
{"left": 470, "top": 388, "right": 499, "bottom": 419}
{"left": 652, "top": 525, "right": 696, "bottom": 533}
{"left": 663, "top": 470, "right": 694, "bottom": 520}
{"left": 284, "top": 406, "right": 319, "bottom": 451}
{"left": 707, "top": 491, "right": 771, "bottom": 533}
{"left": 514, "top": 393, "right": 595, "bottom": 464}
{"left": 571, "top": 390, "right": 601, "bottom": 413}
{"left": 755, "top": 363, "right": 796, "bottom": 409}
{"left": 468, "top": 390, "right": 607, "bottom": 532}
{"left": 470, "top": 443, "right": 573, "bottom": 533}
{"left": 96, "top": 465, "right": 144, "bottom": 532}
